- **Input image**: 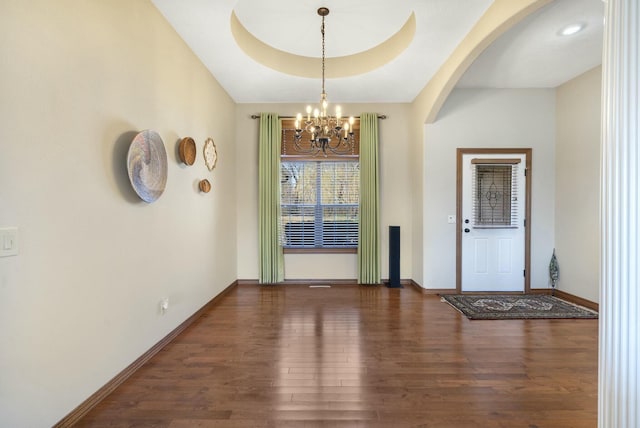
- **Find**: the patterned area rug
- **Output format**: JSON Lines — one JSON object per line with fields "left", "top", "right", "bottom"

{"left": 441, "top": 294, "right": 598, "bottom": 320}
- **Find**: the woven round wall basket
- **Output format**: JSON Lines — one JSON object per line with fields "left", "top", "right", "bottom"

{"left": 199, "top": 179, "right": 211, "bottom": 193}
{"left": 178, "top": 137, "right": 196, "bottom": 165}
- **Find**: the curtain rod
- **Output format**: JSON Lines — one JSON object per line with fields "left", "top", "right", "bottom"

{"left": 250, "top": 114, "right": 387, "bottom": 120}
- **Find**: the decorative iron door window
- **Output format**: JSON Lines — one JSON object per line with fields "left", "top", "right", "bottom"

{"left": 472, "top": 162, "right": 520, "bottom": 228}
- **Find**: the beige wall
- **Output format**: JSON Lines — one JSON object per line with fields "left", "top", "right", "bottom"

{"left": 555, "top": 66, "right": 601, "bottom": 303}
{"left": 0, "top": 1, "right": 237, "bottom": 426}
{"left": 235, "top": 104, "right": 414, "bottom": 281}
{"left": 420, "top": 89, "right": 557, "bottom": 290}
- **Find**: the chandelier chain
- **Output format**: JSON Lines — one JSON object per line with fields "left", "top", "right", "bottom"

{"left": 321, "top": 16, "right": 326, "bottom": 95}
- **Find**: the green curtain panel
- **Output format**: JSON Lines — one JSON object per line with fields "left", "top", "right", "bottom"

{"left": 258, "top": 113, "right": 284, "bottom": 284}
{"left": 358, "top": 113, "right": 381, "bottom": 284}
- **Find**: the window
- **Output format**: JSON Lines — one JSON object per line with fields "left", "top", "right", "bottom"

{"left": 471, "top": 160, "right": 520, "bottom": 228}
{"left": 281, "top": 161, "right": 359, "bottom": 249}
{"left": 280, "top": 119, "right": 360, "bottom": 250}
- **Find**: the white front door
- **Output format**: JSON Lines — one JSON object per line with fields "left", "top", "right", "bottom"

{"left": 461, "top": 153, "right": 526, "bottom": 292}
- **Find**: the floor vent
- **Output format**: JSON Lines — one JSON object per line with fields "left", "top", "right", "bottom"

{"left": 309, "top": 285, "right": 331, "bottom": 288}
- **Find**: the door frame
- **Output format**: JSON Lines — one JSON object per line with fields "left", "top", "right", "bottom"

{"left": 456, "top": 148, "right": 532, "bottom": 293}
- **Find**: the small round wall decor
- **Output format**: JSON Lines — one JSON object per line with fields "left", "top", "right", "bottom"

{"left": 199, "top": 179, "right": 211, "bottom": 193}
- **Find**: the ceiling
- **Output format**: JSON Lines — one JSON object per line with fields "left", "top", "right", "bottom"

{"left": 151, "top": 0, "right": 604, "bottom": 104}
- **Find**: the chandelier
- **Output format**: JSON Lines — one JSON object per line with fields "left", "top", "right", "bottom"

{"left": 294, "top": 7, "right": 355, "bottom": 156}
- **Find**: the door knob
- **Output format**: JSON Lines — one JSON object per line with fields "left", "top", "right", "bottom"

{"left": 464, "top": 228, "right": 470, "bottom": 233}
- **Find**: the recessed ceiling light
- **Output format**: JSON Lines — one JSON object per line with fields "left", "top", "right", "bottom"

{"left": 559, "top": 23, "right": 586, "bottom": 36}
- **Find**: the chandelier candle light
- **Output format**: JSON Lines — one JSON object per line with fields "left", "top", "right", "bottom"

{"left": 294, "top": 7, "right": 355, "bottom": 156}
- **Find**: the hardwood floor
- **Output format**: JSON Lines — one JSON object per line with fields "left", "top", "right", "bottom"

{"left": 77, "top": 284, "right": 598, "bottom": 427}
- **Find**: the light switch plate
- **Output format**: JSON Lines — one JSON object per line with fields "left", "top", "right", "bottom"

{"left": 0, "top": 227, "right": 18, "bottom": 257}
{"left": 447, "top": 215, "right": 456, "bottom": 224}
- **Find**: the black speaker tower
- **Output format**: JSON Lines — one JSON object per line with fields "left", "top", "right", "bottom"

{"left": 388, "top": 226, "right": 402, "bottom": 288}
